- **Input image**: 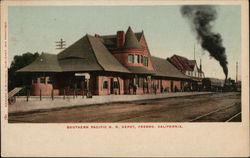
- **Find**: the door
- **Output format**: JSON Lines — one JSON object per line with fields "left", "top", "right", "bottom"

{"left": 110, "top": 78, "right": 114, "bottom": 94}
{"left": 171, "top": 80, "right": 174, "bottom": 92}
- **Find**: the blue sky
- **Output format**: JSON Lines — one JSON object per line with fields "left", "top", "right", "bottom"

{"left": 8, "top": 5, "right": 241, "bottom": 80}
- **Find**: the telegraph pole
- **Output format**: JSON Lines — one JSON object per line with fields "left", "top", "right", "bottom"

{"left": 55, "top": 38, "right": 66, "bottom": 50}
{"left": 193, "top": 44, "right": 196, "bottom": 60}
{"left": 236, "top": 62, "right": 238, "bottom": 82}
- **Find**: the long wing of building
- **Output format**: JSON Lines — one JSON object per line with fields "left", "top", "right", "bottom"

{"left": 17, "top": 27, "right": 193, "bottom": 96}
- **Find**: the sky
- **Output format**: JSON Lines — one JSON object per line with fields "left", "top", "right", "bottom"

{"left": 8, "top": 5, "right": 241, "bottom": 80}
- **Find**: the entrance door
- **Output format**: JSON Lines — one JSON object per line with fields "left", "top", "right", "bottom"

{"left": 171, "top": 81, "right": 174, "bottom": 92}
{"left": 110, "top": 78, "right": 114, "bottom": 94}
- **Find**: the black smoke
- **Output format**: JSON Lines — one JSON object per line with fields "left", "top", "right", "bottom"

{"left": 180, "top": 5, "right": 228, "bottom": 79}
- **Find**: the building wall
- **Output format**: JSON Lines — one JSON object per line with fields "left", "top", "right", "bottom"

{"left": 96, "top": 75, "right": 125, "bottom": 95}
{"left": 139, "top": 34, "right": 155, "bottom": 71}
{"left": 30, "top": 77, "right": 59, "bottom": 96}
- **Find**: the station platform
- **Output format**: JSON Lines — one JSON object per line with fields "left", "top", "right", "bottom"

{"left": 8, "top": 92, "right": 213, "bottom": 114}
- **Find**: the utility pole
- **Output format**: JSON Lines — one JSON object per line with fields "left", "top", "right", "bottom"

{"left": 194, "top": 44, "right": 196, "bottom": 60}
{"left": 55, "top": 38, "right": 66, "bottom": 50}
{"left": 236, "top": 62, "right": 238, "bottom": 82}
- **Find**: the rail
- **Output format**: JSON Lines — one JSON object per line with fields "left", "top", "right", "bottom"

{"left": 188, "top": 103, "right": 240, "bottom": 122}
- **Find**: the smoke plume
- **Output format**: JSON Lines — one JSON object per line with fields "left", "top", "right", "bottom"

{"left": 180, "top": 5, "right": 228, "bottom": 79}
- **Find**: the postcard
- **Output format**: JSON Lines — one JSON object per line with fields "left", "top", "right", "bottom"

{"left": 1, "top": 0, "right": 249, "bottom": 157}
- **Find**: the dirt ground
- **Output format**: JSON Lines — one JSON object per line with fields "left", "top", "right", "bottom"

{"left": 8, "top": 92, "right": 241, "bottom": 123}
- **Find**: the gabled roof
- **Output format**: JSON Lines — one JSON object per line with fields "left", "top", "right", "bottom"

{"left": 168, "top": 55, "right": 203, "bottom": 73}
{"left": 57, "top": 35, "right": 103, "bottom": 71}
{"left": 87, "top": 35, "right": 130, "bottom": 73}
{"left": 17, "top": 53, "right": 62, "bottom": 72}
{"left": 124, "top": 27, "right": 142, "bottom": 49}
{"left": 18, "top": 35, "right": 130, "bottom": 73}
{"left": 152, "top": 56, "right": 190, "bottom": 79}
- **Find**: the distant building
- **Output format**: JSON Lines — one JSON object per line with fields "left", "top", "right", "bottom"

{"left": 17, "top": 27, "right": 192, "bottom": 96}
{"left": 167, "top": 54, "right": 205, "bottom": 81}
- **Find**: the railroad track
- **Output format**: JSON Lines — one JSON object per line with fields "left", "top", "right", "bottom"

{"left": 225, "top": 112, "right": 241, "bottom": 122}
{"left": 189, "top": 103, "right": 241, "bottom": 122}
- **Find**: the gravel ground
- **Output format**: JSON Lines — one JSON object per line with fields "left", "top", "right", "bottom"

{"left": 8, "top": 92, "right": 241, "bottom": 123}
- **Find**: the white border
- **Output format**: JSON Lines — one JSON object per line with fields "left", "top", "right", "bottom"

{"left": 1, "top": 0, "right": 249, "bottom": 157}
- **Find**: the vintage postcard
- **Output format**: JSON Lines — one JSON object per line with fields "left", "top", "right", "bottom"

{"left": 1, "top": 0, "right": 249, "bottom": 157}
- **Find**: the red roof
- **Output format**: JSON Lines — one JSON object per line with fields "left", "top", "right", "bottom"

{"left": 168, "top": 55, "right": 203, "bottom": 73}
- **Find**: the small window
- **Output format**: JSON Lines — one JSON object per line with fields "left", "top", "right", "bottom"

{"left": 142, "top": 56, "right": 148, "bottom": 66}
{"left": 114, "top": 81, "right": 119, "bottom": 89}
{"left": 47, "top": 77, "right": 52, "bottom": 84}
{"left": 128, "top": 54, "right": 134, "bottom": 63}
{"left": 40, "top": 77, "right": 45, "bottom": 84}
{"left": 141, "top": 55, "right": 143, "bottom": 63}
{"left": 103, "top": 81, "right": 108, "bottom": 89}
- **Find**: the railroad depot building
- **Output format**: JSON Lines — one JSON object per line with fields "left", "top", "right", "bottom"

{"left": 18, "top": 27, "right": 192, "bottom": 96}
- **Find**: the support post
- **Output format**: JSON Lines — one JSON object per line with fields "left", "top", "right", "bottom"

{"left": 26, "top": 89, "right": 30, "bottom": 102}
{"left": 63, "top": 89, "right": 65, "bottom": 100}
{"left": 73, "top": 89, "right": 75, "bottom": 99}
{"left": 40, "top": 89, "right": 42, "bottom": 101}
{"left": 51, "top": 89, "right": 54, "bottom": 100}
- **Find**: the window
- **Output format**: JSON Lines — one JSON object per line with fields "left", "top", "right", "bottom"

{"left": 114, "top": 81, "right": 119, "bottom": 89}
{"left": 134, "top": 55, "right": 140, "bottom": 64}
{"left": 142, "top": 56, "right": 148, "bottom": 66}
{"left": 103, "top": 81, "right": 108, "bottom": 89}
{"left": 141, "top": 55, "right": 143, "bottom": 63}
{"left": 40, "top": 77, "right": 45, "bottom": 84}
{"left": 128, "top": 54, "right": 134, "bottom": 63}
{"left": 47, "top": 77, "right": 52, "bottom": 84}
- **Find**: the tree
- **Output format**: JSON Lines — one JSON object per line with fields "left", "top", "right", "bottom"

{"left": 8, "top": 52, "right": 39, "bottom": 91}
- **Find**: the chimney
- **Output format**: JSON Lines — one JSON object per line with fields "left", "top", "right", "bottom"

{"left": 116, "top": 31, "right": 125, "bottom": 48}
{"left": 95, "top": 34, "right": 100, "bottom": 38}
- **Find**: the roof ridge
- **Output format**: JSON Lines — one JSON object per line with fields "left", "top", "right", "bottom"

{"left": 85, "top": 35, "right": 105, "bottom": 71}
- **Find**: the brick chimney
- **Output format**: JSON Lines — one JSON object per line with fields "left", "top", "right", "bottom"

{"left": 116, "top": 31, "right": 125, "bottom": 48}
